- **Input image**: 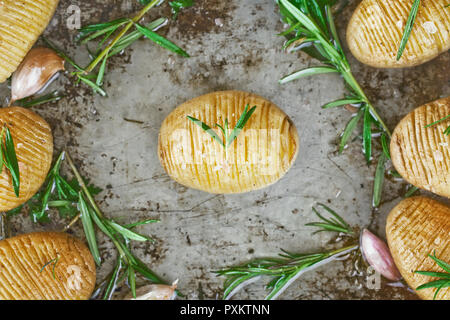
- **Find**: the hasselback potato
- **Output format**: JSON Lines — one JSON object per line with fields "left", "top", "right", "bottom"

{"left": 0, "top": 232, "right": 96, "bottom": 300}
{"left": 386, "top": 196, "right": 450, "bottom": 300}
{"left": 158, "top": 91, "right": 299, "bottom": 194}
{"left": 347, "top": 0, "right": 450, "bottom": 68}
{"left": 0, "top": 0, "right": 60, "bottom": 82}
{"left": 0, "top": 107, "right": 53, "bottom": 211}
{"left": 390, "top": 96, "right": 450, "bottom": 198}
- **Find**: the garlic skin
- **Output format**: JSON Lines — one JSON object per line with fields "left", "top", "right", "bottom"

{"left": 360, "top": 229, "right": 402, "bottom": 281}
{"left": 10, "top": 47, "right": 65, "bottom": 103}
{"left": 125, "top": 282, "right": 177, "bottom": 300}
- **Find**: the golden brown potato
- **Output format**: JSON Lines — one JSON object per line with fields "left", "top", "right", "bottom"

{"left": 0, "top": 107, "right": 53, "bottom": 211}
{"left": 0, "top": 0, "right": 60, "bottom": 82}
{"left": 0, "top": 232, "right": 96, "bottom": 300}
{"left": 386, "top": 196, "right": 450, "bottom": 300}
{"left": 158, "top": 91, "right": 299, "bottom": 194}
{"left": 390, "top": 97, "right": 450, "bottom": 198}
{"left": 347, "top": 0, "right": 450, "bottom": 68}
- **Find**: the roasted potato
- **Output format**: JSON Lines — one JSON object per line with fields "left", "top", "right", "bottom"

{"left": 0, "top": 232, "right": 96, "bottom": 300}
{"left": 158, "top": 91, "right": 299, "bottom": 194}
{"left": 347, "top": 0, "right": 450, "bottom": 68}
{"left": 386, "top": 196, "right": 450, "bottom": 300}
{"left": 390, "top": 96, "right": 450, "bottom": 198}
{"left": 0, "top": 107, "right": 53, "bottom": 211}
{"left": 0, "top": 0, "right": 60, "bottom": 82}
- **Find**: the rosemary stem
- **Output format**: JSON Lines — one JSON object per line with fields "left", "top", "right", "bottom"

{"left": 84, "top": 0, "right": 161, "bottom": 73}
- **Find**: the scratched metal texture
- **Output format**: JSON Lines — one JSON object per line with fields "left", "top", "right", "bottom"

{"left": 0, "top": 0, "right": 449, "bottom": 300}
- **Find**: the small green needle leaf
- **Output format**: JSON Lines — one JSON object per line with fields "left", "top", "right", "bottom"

{"left": 397, "top": 0, "right": 420, "bottom": 61}
{"left": 3, "top": 127, "right": 20, "bottom": 197}
{"left": 373, "top": 153, "right": 387, "bottom": 207}
{"left": 135, "top": 23, "right": 190, "bottom": 57}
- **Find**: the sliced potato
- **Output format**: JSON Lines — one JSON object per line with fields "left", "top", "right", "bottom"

{"left": 0, "top": 232, "right": 96, "bottom": 300}
{"left": 158, "top": 91, "right": 299, "bottom": 194}
{"left": 347, "top": 0, "right": 450, "bottom": 68}
{"left": 0, "top": 107, "right": 53, "bottom": 211}
{"left": 390, "top": 96, "right": 450, "bottom": 198}
{"left": 0, "top": 0, "right": 60, "bottom": 82}
{"left": 386, "top": 196, "right": 450, "bottom": 300}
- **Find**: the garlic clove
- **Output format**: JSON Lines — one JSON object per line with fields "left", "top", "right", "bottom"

{"left": 360, "top": 229, "right": 402, "bottom": 281}
{"left": 124, "top": 281, "right": 178, "bottom": 300}
{"left": 10, "top": 47, "right": 65, "bottom": 104}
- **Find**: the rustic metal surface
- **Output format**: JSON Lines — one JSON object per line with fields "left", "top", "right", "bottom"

{"left": 0, "top": 0, "right": 449, "bottom": 299}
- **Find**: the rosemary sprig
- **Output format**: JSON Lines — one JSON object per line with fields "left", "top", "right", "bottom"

{"left": 425, "top": 114, "right": 450, "bottom": 136}
{"left": 277, "top": 0, "right": 391, "bottom": 207}
{"left": 187, "top": 104, "right": 257, "bottom": 149}
{"left": 45, "top": 0, "right": 188, "bottom": 96}
{"left": 397, "top": 0, "right": 421, "bottom": 61}
{"left": 40, "top": 255, "right": 60, "bottom": 280}
{"left": 0, "top": 125, "right": 20, "bottom": 197}
{"left": 216, "top": 245, "right": 358, "bottom": 300}
{"left": 414, "top": 251, "right": 450, "bottom": 300}
{"left": 216, "top": 204, "right": 358, "bottom": 299}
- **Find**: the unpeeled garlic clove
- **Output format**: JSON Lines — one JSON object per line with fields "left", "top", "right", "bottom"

{"left": 125, "top": 281, "right": 178, "bottom": 300}
{"left": 10, "top": 47, "right": 65, "bottom": 104}
{"left": 360, "top": 229, "right": 402, "bottom": 281}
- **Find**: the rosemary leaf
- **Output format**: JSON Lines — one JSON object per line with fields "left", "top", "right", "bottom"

{"left": 15, "top": 91, "right": 63, "bottom": 108}
{"left": 279, "top": 66, "right": 338, "bottom": 84}
{"left": 321, "top": 99, "right": 362, "bottom": 109}
{"left": 187, "top": 116, "right": 225, "bottom": 147}
{"left": 415, "top": 251, "right": 450, "bottom": 300}
{"left": 78, "top": 18, "right": 130, "bottom": 44}
{"left": 3, "top": 127, "right": 20, "bottom": 197}
{"left": 134, "top": 23, "right": 190, "bottom": 57}
{"left": 306, "top": 203, "right": 354, "bottom": 235}
{"left": 425, "top": 114, "right": 450, "bottom": 136}
{"left": 397, "top": 0, "right": 420, "bottom": 61}
{"left": 96, "top": 56, "right": 108, "bottom": 86}
{"left": 169, "top": 0, "right": 194, "bottom": 20}
{"left": 108, "top": 18, "right": 168, "bottom": 57}
{"left": 103, "top": 259, "right": 123, "bottom": 300}
{"left": 227, "top": 105, "right": 257, "bottom": 146}
{"left": 128, "top": 266, "right": 137, "bottom": 299}
{"left": 380, "top": 133, "right": 391, "bottom": 159}
{"left": 216, "top": 245, "right": 358, "bottom": 300}
{"left": 373, "top": 153, "right": 387, "bottom": 207}
{"left": 363, "top": 106, "right": 372, "bottom": 163}
{"left": 79, "top": 192, "right": 101, "bottom": 266}
{"left": 404, "top": 185, "right": 419, "bottom": 198}
{"left": 277, "top": 0, "right": 393, "bottom": 206}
